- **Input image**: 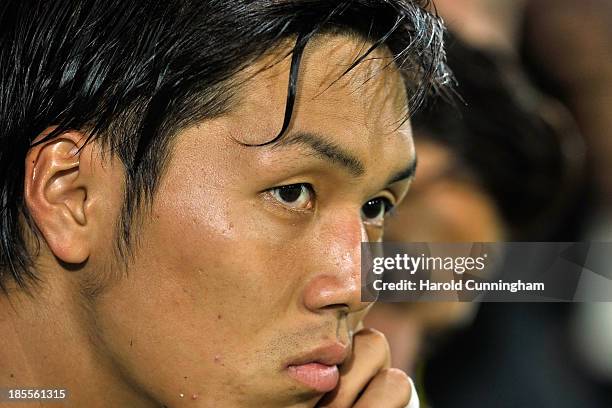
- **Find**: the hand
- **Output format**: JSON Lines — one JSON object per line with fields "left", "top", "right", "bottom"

{"left": 316, "top": 328, "right": 418, "bottom": 408}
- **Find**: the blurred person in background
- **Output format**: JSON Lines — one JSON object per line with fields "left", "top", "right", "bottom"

{"left": 368, "top": 0, "right": 612, "bottom": 406}
{"left": 430, "top": 0, "right": 588, "bottom": 236}
{"left": 365, "top": 32, "right": 575, "bottom": 368}
{"left": 365, "top": 32, "right": 612, "bottom": 407}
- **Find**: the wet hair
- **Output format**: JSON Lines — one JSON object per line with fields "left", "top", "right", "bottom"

{"left": 413, "top": 35, "right": 579, "bottom": 239}
{"left": 0, "top": 0, "right": 450, "bottom": 291}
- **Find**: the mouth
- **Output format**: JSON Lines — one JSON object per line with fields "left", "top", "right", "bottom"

{"left": 285, "top": 342, "right": 349, "bottom": 393}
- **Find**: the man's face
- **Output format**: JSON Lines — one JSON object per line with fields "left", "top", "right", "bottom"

{"left": 91, "top": 35, "right": 414, "bottom": 407}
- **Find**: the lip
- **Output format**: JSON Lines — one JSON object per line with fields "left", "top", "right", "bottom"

{"left": 285, "top": 342, "right": 349, "bottom": 393}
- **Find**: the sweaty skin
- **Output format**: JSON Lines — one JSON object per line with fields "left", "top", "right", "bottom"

{"left": 1, "top": 35, "right": 415, "bottom": 407}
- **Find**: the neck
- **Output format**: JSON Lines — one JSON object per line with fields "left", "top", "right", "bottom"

{"left": 0, "top": 275, "right": 156, "bottom": 408}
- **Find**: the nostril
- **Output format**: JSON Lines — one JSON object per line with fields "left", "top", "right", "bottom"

{"left": 319, "top": 303, "right": 350, "bottom": 312}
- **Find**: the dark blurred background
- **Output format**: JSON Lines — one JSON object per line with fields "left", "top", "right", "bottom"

{"left": 365, "top": 1, "right": 612, "bottom": 406}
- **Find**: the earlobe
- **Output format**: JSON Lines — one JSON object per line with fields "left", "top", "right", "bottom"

{"left": 24, "top": 130, "right": 91, "bottom": 264}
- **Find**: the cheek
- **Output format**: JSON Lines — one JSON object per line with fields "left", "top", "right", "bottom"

{"left": 89, "top": 168, "right": 309, "bottom": 404}
{"left": 143, "top": 182, "right": 273, "bottom": 331}
{"left": 129, "top": 163, "right": 314, "bottom": 340}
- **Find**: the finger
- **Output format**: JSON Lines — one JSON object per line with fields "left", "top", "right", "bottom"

{"left": 318, "top": 328, "right": 391, "bottom": 408}
{"left": 353, "top": 368, "right": 416, "bottom": 408}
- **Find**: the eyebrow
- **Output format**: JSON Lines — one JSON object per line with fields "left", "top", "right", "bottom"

{"left": 274, "top": 131, "right": 365, "bottom": 177}
{"left": 274, "top": 131, "right": 417, "bottom": 184}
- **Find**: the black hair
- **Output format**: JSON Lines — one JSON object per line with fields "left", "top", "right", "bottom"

{"left": 412, "top": 35, "right": 581, "bottom": 239}
{"left": 0, "top": 0, "right": 450, "bottom": 291}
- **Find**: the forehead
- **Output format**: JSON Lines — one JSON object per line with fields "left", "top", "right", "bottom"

{"left": 230, "top": 34, "right": 414, "bottom": 162}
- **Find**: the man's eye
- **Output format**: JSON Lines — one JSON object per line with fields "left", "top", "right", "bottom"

{"left": 270, "top": 183, "right": 314, "bottom": 210}
{"left": 361, "top": 197, "right": 394, "bottom": 223}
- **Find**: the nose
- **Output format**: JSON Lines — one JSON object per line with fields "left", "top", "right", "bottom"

{"left": 302, "top": 212, "right": 372, "bottom": 316}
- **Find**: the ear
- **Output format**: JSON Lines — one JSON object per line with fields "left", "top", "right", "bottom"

{"left": 24, "top": 129, "right": 93, "bottom": 264}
